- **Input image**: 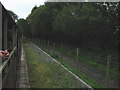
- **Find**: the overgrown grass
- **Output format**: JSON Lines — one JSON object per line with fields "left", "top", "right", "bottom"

{"left": 24, "top": 43, "right": 85, "bottom": 88}
{"left": 34, "top": 41, "right": 119, "bottom": 78}
{"left": 68, "top": 54, "right": 119, "bottom": 78}
{"left": 50, "top": 54, "right": 106, "bottom": 88}
{"left": 29, "top": 40, "right": 119, "bottom": 88}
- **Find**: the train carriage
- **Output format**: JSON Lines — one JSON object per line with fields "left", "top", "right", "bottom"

{"left": 0, "top": 2, "right": 21, "bottom": 89}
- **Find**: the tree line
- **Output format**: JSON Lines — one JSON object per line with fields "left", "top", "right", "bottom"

{"left": 17, "top": 2, "right": 120, "bottom": 53}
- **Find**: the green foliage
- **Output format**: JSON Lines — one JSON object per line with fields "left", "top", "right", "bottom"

{"left": 31, "top": 5, "right": 38, "bottom": 13}
{"left": 20, "top": 2, "right": 118, "bottom": 53}
{"left": 40, "top": 46, "right": 106, "bottom": 88}
{"left": 53, "top": 3, "right": 106, "bottom": 36}
{"left": 17, "top": 19, "right": 30, "bottom": 37}
{"left": 24, "top": 43, "right": 84, "bottom": 88}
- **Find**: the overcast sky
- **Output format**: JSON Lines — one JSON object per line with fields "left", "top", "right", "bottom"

{"left": 0, "top": 0, "right": 119, "bottom": 19}
{"left": 0, "top": 0, "right": 46, "bottom": 19}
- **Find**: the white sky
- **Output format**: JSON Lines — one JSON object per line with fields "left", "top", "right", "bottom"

{"left": 0, "top": 0, "right": 46, "bottom": 19}
{"left": 0, "top": 0, "right": 119, "bottom": 19}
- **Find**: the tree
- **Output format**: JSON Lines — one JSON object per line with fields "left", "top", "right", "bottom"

{"left": 21, "top": 2, "right": 119, "bottom": 53}
{"left": 31, "top": 5, "right": 38, "bottom": 13}
{"left": 17, "top": 19, "right": 31, "bottom": 38}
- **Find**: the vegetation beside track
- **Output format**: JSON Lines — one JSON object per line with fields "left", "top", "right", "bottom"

{"left": 50, "top": 55, "right": 106, "bottom": 88}
{"left": 33, "top": 40, "right": 118, "bottom": 78}
{"left": 31, "top": 40, "right": 119, "bottom": 88}
{"left": 24, "top": 43, "right": 86, "bottom": 88}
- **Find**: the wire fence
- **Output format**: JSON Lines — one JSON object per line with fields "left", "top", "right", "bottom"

{"left": 31, "top": 38, "right": 119, "bottom": 68}
{"left": 27, "top": 38, "right": 119, "bottom": 88}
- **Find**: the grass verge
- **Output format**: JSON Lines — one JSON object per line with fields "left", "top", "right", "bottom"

{"left": 35, "top": 41, "right": 119, "bottom": 78}
{"left": 24, "top": 43, "right": 85, "bottom": 88}
{"left": 49, "top": 54, "right": 106, "bottom": 88}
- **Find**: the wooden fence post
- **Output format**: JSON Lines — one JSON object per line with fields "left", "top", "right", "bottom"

{"left": 43, "top": 40, "right": 45, "bottom": 50}
{"left": 105, "top": 55, "right": 111, "bottom": 87}
{"left": 42, "top": 40, "right": 44, "bottom": 49}
{"left": 41, "top": 40, "right": 43, "bottom": 49}
{"left": 33, "top": 38, "right": 34, "bottom": 43}
{"left": 76, "top": 48, "right": 79, "bottom": 70}
{"left": 36, "top": 38, "right": 39, "bottom": 45}
{"left": 39, "top": 39, "right": 40, "bottom": 47}
{"left": 32, "top": 38, "right": 33, "bottom": 43}
{"left": 47, "top": 41, "right": 49, "bottom": 54}
{"left": 61, "top": 44, "right": 63, "bottom": 62}
{"left": 52, "top": 42, "right": 55, "bottom": 55}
